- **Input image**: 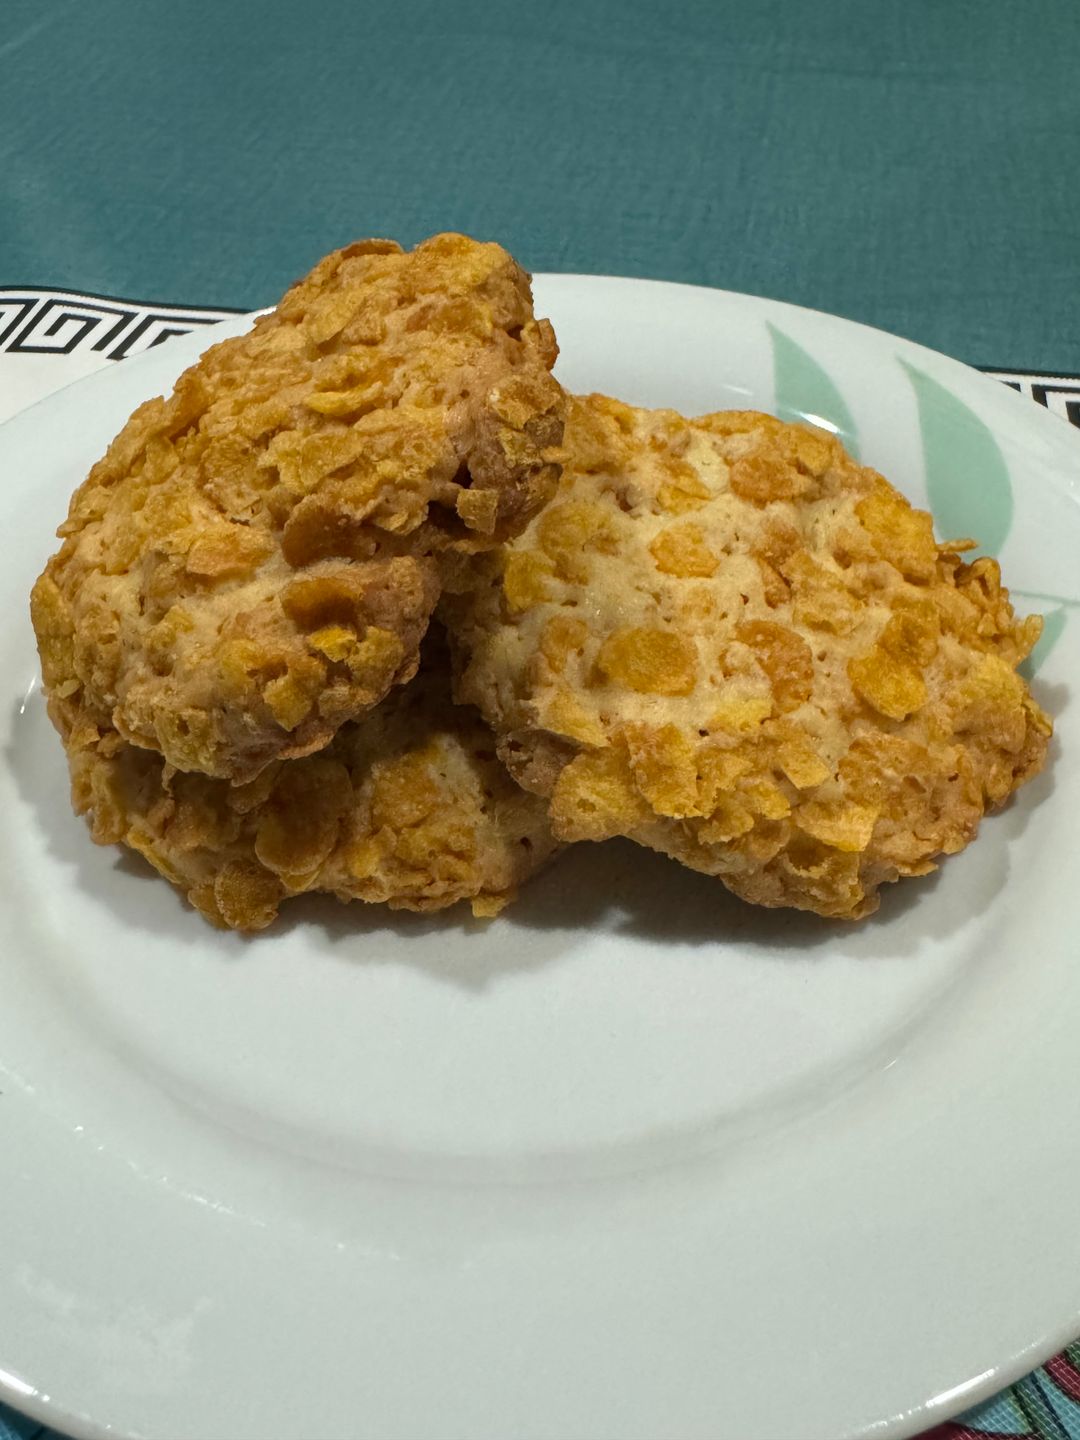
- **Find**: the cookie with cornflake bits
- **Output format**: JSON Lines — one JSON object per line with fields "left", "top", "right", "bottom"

{"left": 442, "top": 394, "right": 1051, "bottom": 920}
{"left": 56, "top": 639, "right": 557, "bottom": 930}
{"left": 31, "top": 233, "right": 564, "bottom": 783}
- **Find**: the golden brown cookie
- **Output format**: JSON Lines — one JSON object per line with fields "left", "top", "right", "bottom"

{"left": 57, "top": 638, "right": 557, "bottom": 930}
{"left": 442, "top": 394, "right": 1051, "bottom": 920}
{"left": 31, "top": 234, "right": 565, "bottom": 783}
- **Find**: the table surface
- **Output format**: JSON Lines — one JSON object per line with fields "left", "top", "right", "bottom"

{"left": 3, "top": 3, "right": 1080, "bottom": 1439}
{"left": 4, "top": 0, "right": 1080, "bottom": 375}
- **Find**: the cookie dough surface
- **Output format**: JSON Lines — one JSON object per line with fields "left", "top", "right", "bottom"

{"left": 443, "top": 394, "right": 1051, "bottom": 919}
{"left": 59, "top": 640, "right": 557, "bottom": 930}
{"left": 32, "top": 233, "right": 565, "bottom": 782}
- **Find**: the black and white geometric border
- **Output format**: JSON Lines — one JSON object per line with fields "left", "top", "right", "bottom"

{"left": 984, "top": 369, "right": 1080, "bottom": 428}
{"left": 0, "top": 288, "right": 241, "bottom": 363}
{"left": 4, "top": 290, "right": 1080, "bottom": 431}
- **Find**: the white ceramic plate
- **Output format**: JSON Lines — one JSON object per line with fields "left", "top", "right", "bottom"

{"left": 0, "top": 277, "right": 1077, "bottom": 1440}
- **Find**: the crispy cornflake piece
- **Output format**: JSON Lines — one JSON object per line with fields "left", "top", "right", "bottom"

{"left": 767, "top": 722, "right": 833, "bottom": 790}
{"left": 848, "top": 648, "right": 928, "bottom": 720}
{"left": 539, "top": 614, "right": 588, "bottom": 672}
{"left": 596, "top": 627, "right": 698, "bottom": 696}
{"left": 698, "top": 793, "right": 756, "bottom": 844}
{"left": 441, "top": 393, "right": 1051, "bottom": 920}
{"left": 657, "top": 464, "right": 713, "bottom": 514}
{"left": 797, "top": 799, "right": 879, "bottom": 853}
{"left": 696, "top": 746, "right": 754, "bottom": 810}
{"left": 549, "top": 746, "right": 651, "bottom": 842}
{"left": 623, "top": 723, "right": 701, "bottom": 818}
{"left": 307, "top": 624, "right": 359, "bottom": 663}
{"left": 540, "top": 687, "right": 608, "bottom": 746}
{"left": 32, "top": 233, "right": 565, "bottom": 782}
{"left": 707, "top": 692, "right": 773, "bottom": 736}
{"left": 856, "top": 484, "right": 938, "bottom": 581}
{"left": 208, "top": 861, "right": 285, "bottom": 931}
{"left": 536, "top": 500, "right": 619, "bottom": 582}
{"left": 735, "top": 620, "right": 813, "bottom": 713}
{"left": 955, "top": 652, "right": 1027, "bottom": 717}
{"left": 879, "top": 607, "right": 939, "bottom": 666}
{"left": 784, "top": 552, "right": 855, "bottom": 634}
{"left": 502, "top": 550, "right": 556, "bottom": 613}
{"left": 649, "top": 523, "right": 720, "bottom": 578}
{"left": 185, "top": 526, "right": 275, "bottom": 579}
{"left": 56, "top": 640, "right": 557, "bottom": 929}
{"left": 264, "top": 665, "right": 325, "bottom": 731}
{"left": 455, "top": 487, "right": 500, "bottom": 534}
{"left": 729, "top": 449, "right": 814, "bottom": 505}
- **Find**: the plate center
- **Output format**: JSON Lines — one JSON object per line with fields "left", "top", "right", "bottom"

{"left": 5, "top": 687, "right": 990, "bottom": 1182}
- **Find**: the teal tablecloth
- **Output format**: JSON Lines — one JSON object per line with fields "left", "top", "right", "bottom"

{"left": 5, "top": 0, "right": 1080, "bottom": 374}
{"left": 3, "top": 1, "right": 1079, "bottom": 1436}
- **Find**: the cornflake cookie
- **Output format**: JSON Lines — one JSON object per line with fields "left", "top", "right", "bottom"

{"left": 442, "top": 394, "right": 1052, "bottom": 920}
{"left": 31, "top": 233, "right": 564, "bottom": 783}
{"left": 57, "top": 640, "right": 557, "bottom": 930}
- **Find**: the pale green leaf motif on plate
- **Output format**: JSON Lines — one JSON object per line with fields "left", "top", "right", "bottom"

{"left": 901, "top": 361, "right": 1013, "bottom": 557}
{"left": 767, "top": 322, "right": 859, "bottom": 459}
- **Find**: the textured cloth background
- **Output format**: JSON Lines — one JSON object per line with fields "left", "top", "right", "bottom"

{"left": 3, "top": 1, "right": 1079, "bottom": 1436}
{"left": 3, "top": 0, "right": 1079, "bottom": 371}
